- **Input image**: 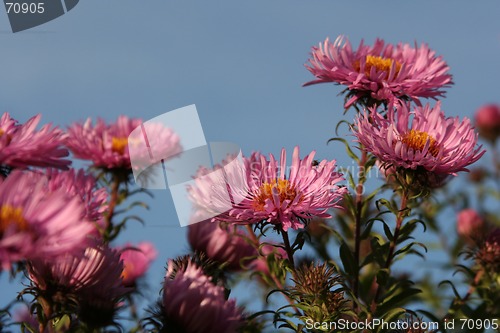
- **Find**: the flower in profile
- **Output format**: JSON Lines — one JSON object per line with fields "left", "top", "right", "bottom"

{"left": 0, "top": 171, "right": 94, "bottom": 271}
{"left": 188, "top": 220, "right": 256, "bottom": 271}
{"left": 475, "top": 228, "right": 500, "bottom": 272}
{"left": 29, "top": 241, "right": 128, "bottom": 328}
{"left": 474, "top": 103, "right": 500, "bottom": 142}
{"left": 456, "top": 209, "right": 485, "bottom": 240}
{"left": 45, "top": 168, "right": 108, "bottom": 230}
{"left": 354, "top": 102, "right": 485, "bottom": 189}
{"left": 287, "top": 263, "right": 346, "bottom": 323}
{"left": 0, "top": 113, "right": 70, "bottom": 171}
{"left": 160, "top": 259, "right": 243, "bottom": 333}
{"left": 191, "top": 147, "right": 347, "bottom": 231}
{"left": 118, "top": 241, "right": 158, "bottom": 287}
{"left": 66, "top": 116, "right": 181, "bottom": 171}
{"left": 304, "top": 36, "right": 452, "bottom": 107}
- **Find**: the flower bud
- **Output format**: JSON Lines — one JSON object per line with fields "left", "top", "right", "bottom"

{"left": 456, "top": 209, "right": 485, "bottom": 240}
{"left": 475, "top": 104, "right": 500, "bottom": 142}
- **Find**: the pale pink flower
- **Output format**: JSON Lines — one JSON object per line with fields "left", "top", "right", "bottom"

{"left": 474, "top": 103, "right": 500, "bottom": 142}
{"left": 205, "top": 147, "right": 347, "bottom": 231}
{"left": 0, "top": 113, "right": 70, "bottom": 170}
{"left": 188, "top": 220, "right": 256, "bottom": 270}
{"left": 304, "top": 36, "right": 452, "bottom": 107}
{"left": 0, "top": 171, "right": 94, "bottom": 271}
{"left": 457, "top": 209, "right": 485, "bottom": 240}
{"left": 118, "top": 241, "right": 158, "bottom": 286}
{"left": 354, "top": 102, "right": 485, "bottom": 177}
{"left": 29, "top": 241, "right": 128, "bottom": 327}
{"left": 162, "top": 260, "right": 243, "bottom": 333}
{"left": 66, "top": 115, "right": 181, "bottom": 170}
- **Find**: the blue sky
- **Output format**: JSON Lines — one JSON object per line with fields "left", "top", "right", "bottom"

{"left": 1, "top": 0, "right": 499, "bottom": 325}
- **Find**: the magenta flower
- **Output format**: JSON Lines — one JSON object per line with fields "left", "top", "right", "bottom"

{"left": 118, "top": 241, "right": 158, "bottom": 286}
{"left": 304, "top": 36, "right": 452, "bottom": 107}
{"left": 219, "top": 147, "right": 347, "bottom": 231}
{"left": 66, "top": 115, "right": 181, "bottom": 170}
{"left": 474, "top": 103, "right": 500, "bottom": 142}
{"left": 188, "top": 220, "right": 256, "bottom": 270}
{"left": 0, "top": 171, "right": 94, "bottom": 271}
{"left": 45, "top": 168, "right": 108, "bottom": 230}
{"left": 29, "top": 241, "right": 128, "bottom": 327}
{"left": 354, "top": 102, "right": 485, "bottom": 179}
{"left": 457, "top": 209, "right": 485, "bottom": 240}
{"left": 0, "top": 113, "right": 70, "bottom": 170}
{"left": 162, "top": 260, "right": 243, "bottom": 333}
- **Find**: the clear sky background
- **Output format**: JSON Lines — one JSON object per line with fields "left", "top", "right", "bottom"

{"left": 1, "top": 0, "right": 499, "bottom": 326}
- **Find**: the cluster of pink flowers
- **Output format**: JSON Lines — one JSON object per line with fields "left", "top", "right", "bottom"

{"left": 0, "top": 113, "right": 164, "bottom": 330}
{"left": 1, "top": 35, "right": 495, "bottom": 332}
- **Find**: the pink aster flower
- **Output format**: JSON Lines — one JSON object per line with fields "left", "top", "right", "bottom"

{"left": 118, "top": 241, "right": 158, "bottom": 287}
{"left": 0, "top": 171, "right": 94, "bottom": 271}
{"left": 162, "top": 260, "right": 243, "bottom": 333}
{"left": 29, "top": 241, "right": 128, "bottom": 327}
{"left": 0, "top": 113, "right": 70, "bottom": 170}
{"left": 188, "top": 219, "right": 256, "bottom": 270}
{"left": 66, "top": 115, "right": 181, "bottom": 170}
{"left": 354, "top": 102, "right": 485, "bottom": 182}
{"left": 203, "top": 147, "right": 347, "bottom": 231}
{"left": 457, "top": 209, "right": 485, "bottom": 240}
{"left": 304, "top": 36, "right": 452, "bottom": 107}
{"left": 45, "top": 168, "right": 108, "bottom": 230}
{"left": 475, "top": 103, "right": 500, "bottom": 142}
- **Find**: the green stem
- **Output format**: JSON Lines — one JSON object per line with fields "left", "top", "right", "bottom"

{"left": 371, "top": 189, "right": 409, "bottom": 313}
{"left": 280, "top": 228, "right": 295, "bottom": 268}
{"left": 353, "top": 149, "right": 368, "bottom": 300}
{"left": 104, "top": 174, "right": 121, "bottom": 239}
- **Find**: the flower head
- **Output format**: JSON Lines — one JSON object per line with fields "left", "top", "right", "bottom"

{"left": 45, "top": 168, "right": 108, "bottom": 229}
{"left": 0, "top": 171, "right": 94, "bottom": 271}
{"left": 66, "top": 116, "right": 181, "bottom": 171}
{"left": 118, "top": 241, "right": 158, "bottom": 287}
{"left": 190, "top": 147, "right": 346, "bottom": 231}
{"left": 29, "top": 241, "right": 128, "bottom": 328}
{"left": 475, "top": 103, "right": 500, "bottom": 142}
{"left": 474, "top": 228, "right": 500, "bottom": 273}
{"left": 161, "top": 259, "right": 243, "bottom": 333}
{"left": 456, "top": 209, "right": 485, "bottom": 240}
{"left": 188, "top": 220, "right": 256, "bottom": 271}
{"left": 354, "top": 102, "right": 485, "bottom": 188}
{"left": 304, "top": 36, "right": 452, "bottom": 107}
{"left": 0, "top": 113, "right": 70, "bottom": 170}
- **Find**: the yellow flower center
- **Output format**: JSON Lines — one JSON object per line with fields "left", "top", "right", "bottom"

{"left": 355, "top": 55, "right": 402, "bottom": 79}
{"left": 401, "top": 130, "right": 440, "bottom": 157}
{"left": 111, "top": 137, "right": 128, "bottom": 155}
{"left": 0, "top": 205, "right": 29, "bottom": 235}
{"left": 0, "top": 129, "right": 4, "bottom": 137}
{"left": 253, "top": 179, "right": 297, "bottom": 211}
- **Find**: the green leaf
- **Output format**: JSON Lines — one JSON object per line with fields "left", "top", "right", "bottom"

{"left": 328, "top": 137, "right": 360, "bottom": 163}
{"left": 339, "top": 242, "right": 357, "bottom": 276}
